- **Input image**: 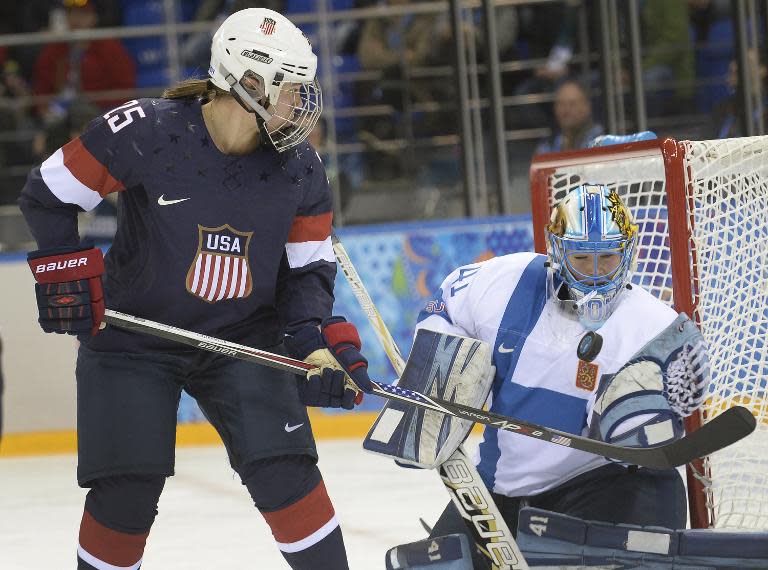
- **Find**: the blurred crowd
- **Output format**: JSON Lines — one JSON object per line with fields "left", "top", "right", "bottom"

{"left": 0, "top": 0, "right": 765, "bottom": 222}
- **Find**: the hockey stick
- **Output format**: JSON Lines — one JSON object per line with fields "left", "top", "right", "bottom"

{"left": 331, "top": 235, "right": 526, "bottom": 570}
{"left": 103, "top": 309, "right": 756, "bottom": 471}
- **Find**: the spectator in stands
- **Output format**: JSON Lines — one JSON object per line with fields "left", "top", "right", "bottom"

{"left": 32, "top": 0, "right": 136, "bottom": 121}
{"left": 513, "top": 1, "right": 694, "bottom": 125}
{"left": 688, "top": 0, "right": 737, "bottom": 113}
{"left": 535, "top": 78, "right": 603, "bottom": 155}
{"left": 358, "top": 0, "right": 450, "bottom": 72}
{"left": 357, "top": 0, "right": 454, "bottom": 134}
{"left": 356, "top": 0, "right": 456, "bottom": 183}
{"left": 642, "top": 0, "right": 695, "bottom": 115}
{"left": 506, "top": 2, "right": 585, "bottom": 131}
{"left": 711, "top": 51, "right": 768, "bottom": 139}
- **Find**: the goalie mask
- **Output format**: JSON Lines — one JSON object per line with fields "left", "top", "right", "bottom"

{"left": 546, "top": 184, "right": 638, "bottom": 330}
{"left": 208, "top": 8, "right": 322, "bottom": 152}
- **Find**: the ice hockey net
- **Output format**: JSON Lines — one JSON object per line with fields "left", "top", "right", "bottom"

{"left": 530, "top": 137, "right": 768, "bottom": 530}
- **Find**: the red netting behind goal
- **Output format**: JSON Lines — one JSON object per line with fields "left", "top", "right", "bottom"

{"left": 530, "top": 137, "right": 768, "bottom": 530}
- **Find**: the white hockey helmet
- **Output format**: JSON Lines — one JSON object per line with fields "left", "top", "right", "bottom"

{"left": 208, "top": 8, "right": 322, "bottom": 152}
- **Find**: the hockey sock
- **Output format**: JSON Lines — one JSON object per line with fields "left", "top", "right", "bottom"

{"left": 242, "top": 454, "right": 349, "bottom": 570}
{"left": 77, "top": 474, "right": 165, "bottom": 570}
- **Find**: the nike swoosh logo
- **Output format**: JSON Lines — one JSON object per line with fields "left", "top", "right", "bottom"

{"left": 157, "top": 194, "right": 190, "bottom": 206}
{"left": 284, "top": 422, "right": 304, "bottom": 432}
{"left": 498, "top": 344, "right": 515, "bottom": 354}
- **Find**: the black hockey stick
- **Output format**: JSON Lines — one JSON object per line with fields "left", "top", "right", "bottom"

{"left": 103, "top": 309, "right": 756, "bottom": 471}
{"left": 331, "top": 235, "right": 525, "bottom": 570}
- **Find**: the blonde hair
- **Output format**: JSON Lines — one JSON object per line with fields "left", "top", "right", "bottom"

{"left": 164, "top": 78, "right": 265, "bottom": 151}
{"left": 162, "top": 79, "right": 228, "bottom": 101}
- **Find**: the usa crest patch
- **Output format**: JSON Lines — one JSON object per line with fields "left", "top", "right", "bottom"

{"left": 186, "top": 224, "right": 253, "bottom": 303}
{"left": 260, "top": 17, "right": 276, "bottom": 35}
{"left": 575, "top": 359, "right": 599, "bottom": 392}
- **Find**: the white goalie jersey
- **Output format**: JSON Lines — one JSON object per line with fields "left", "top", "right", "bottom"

{"left": 415, "top": 252, "right": 679, "bottom": 498}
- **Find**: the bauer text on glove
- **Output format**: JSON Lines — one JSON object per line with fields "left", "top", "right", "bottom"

{"left": 28, "top": 245, "right": 105, "bottom": 336}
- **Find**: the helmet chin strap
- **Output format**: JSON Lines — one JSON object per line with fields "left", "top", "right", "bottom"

{"left": 223, "top": 71, "right": 279, "bottom": 151}
{"left": 225, "top": 72, "right": 272, "bottom": 121}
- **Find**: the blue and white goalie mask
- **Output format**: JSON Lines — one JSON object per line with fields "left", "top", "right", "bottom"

{"left": 546, "top": 184, "right": 638, "bottom": 330}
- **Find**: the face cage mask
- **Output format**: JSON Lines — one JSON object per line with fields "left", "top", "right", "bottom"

{"left": 225, "top": 68, "right": 322, "bottom": 152}
{"left": 548, "top": 233, "right": 635, "bottom": 330}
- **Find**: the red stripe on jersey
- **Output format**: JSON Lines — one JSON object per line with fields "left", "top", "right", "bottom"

{"left": 200, "top": 254, "right": 216, "bottom": 300}
{"left": 62, "top": 138, "right": 126, "bottom": 197}
{"left": 287, "top": 212, "right": 333, "bottom": 243}
{"left": 227, "top": 258, "right": 240, "bottom": 299}
{"left": 261, "top": 479, "right": 335, "bottom": 544}
{"left": 79, "top": 509, "right": 148, "bottom": 567}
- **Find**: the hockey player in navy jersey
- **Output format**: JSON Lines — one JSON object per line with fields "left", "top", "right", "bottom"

{"left": 411, "top": 184, "right": 710, "bottom": 568}
{"left": 20, "top": 8, "right": 372, "bottom": 570}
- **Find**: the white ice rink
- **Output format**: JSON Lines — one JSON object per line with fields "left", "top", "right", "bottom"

{"left": 0, "top": 439, "right": 462, "bottom": 570}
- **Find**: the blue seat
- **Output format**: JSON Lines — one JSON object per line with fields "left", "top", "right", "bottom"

{"left": 316, "top": 54, "right": 360, "bottom": 141}
{"left": 119, "top": 0, "right": 201, "bottom": 88}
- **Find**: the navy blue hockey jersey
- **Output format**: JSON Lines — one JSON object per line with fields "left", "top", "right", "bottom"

{"left": 19, "top": 97, "right": 336, "bottom": 352}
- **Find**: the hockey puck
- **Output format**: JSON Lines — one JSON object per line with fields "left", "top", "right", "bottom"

{"left": 577, "top": 331, "right": 603, "bottom": 362}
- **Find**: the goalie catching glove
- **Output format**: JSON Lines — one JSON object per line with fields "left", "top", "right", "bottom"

{"left": 28, "top": 245, "right": 105, "bottom": 336}
{"left": 588, "top": 313, "right": 710, "bottom": 450}
{"left": 285, "top": 316, "right": 373, "bottom": 410}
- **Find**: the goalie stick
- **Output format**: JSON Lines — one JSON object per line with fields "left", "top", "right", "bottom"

{"left": 331, "top": 235, "right": 526, "bottom": 570}
{"left": 102, "top": 309, "right": 756, "bottom": 472}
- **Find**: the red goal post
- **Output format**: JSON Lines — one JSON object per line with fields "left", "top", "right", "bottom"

{"left": 529, "top": 137, "right": 768, "bottom": 530}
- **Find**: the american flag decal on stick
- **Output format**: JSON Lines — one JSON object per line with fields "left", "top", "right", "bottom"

{"left": 550, "top": 435, "right": 572, "bottom": 446}
{"left": 260, "top": 17, "right": 276, "bottom": 35}
{"left": 186, "top": 224, "right": 253, "bottom": 303}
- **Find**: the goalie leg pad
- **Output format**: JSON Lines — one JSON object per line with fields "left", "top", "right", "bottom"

{"left": 516, "top": 507, "right": 768, "bottom": 568}
{"left": 385, "top": 534, "right": 474, "bottom": 570}
{"left": 364, "top": 329, "right": 494, "bottom": 468}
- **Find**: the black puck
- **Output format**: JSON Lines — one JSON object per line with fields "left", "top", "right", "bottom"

{"left": 577, "top": 331, "right": 603, "bottom": 362}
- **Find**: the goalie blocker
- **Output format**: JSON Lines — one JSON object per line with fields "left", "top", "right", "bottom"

{"left": 391, "top": 508, "right": 768, "bottom": 569}
{"left": 363, "top": 329, "right": 494, "bottom": 469}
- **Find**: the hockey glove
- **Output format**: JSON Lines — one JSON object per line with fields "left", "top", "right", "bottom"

{"left": 28, "top": 245, "right": 105, "bottom": 336}
{"left": 284, "top": 316, "right": 372, "bottom": 410}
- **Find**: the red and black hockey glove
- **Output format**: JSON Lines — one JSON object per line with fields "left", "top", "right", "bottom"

{"left": 28, "top": 245, "right": 105, "bottom": 336}
{"left": 284, "top": 316, "right": 373, "bottom": 410}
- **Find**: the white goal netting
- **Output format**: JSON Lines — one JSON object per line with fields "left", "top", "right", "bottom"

{"left": 531, "top": 136, "right": 768, "bottom": 529}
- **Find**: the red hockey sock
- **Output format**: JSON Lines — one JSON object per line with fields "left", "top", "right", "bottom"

{"left": 77, "top": 509, "right": 149, "bottom": 569}
{"left": 261, "top": 478, "right": 338, "bottom": 551}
